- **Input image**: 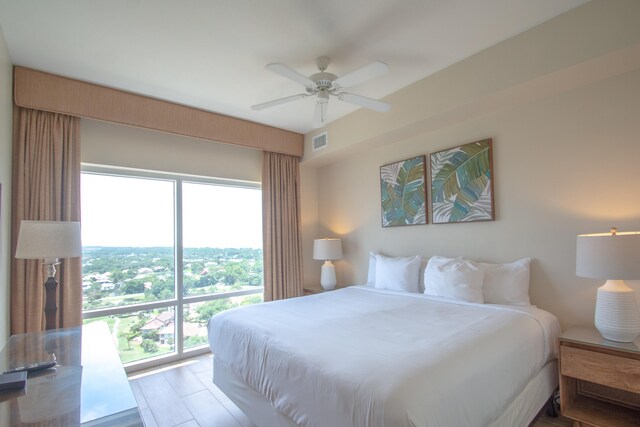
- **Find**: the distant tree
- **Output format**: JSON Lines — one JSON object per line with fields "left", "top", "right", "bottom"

{"left": 184, "top": 336, "right": 208, "bottom": 347}
{"left": 183, "top": 276, "right": 196, "bottom": 293}
{"left": 224, "top": 263, "right": 249, "bottom": 285}
{"left": 158, "top": 288, "right": 173, "bottom": 300}
{"left": 119, "top": 329, "right": 139, "bottom": 350}
{"left": 254, "top": 258, "right": 263, "bottom": 274}
{"left": 149, "top": 281, "right": 174, "bottom": 299}
{"left": 190, "top": 261, "right": 205, "bottom": 273}
{"left": 240, "top": 295, "right": 263, "bottom": 305}
{"left": 195, "top": 274, "right": 216, "bottom": 288}
{"left": 142, "top": 329, "right": 159, "bottom": 341}
{"left": 110, "top": 270, "right": 124, "bottom": 284}
{"left": 141, "top": 339, "right": 158, "bottom": 353}
{"left": 196, "top": 299, "right": 234, "bottom": 323}
{"left": 121, "top": 269, "right": 136, "bottom": 280}
{"left": 130, "top": 318, "right": 146, "bottom": 335}
{"left": 87, "top": 290, "right": 103, "bottom": 304}
{"left": 120, "top": 280, "right": 145, "bottom": 294}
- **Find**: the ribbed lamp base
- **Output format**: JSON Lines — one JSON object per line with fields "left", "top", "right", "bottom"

{"left": 320, "top": 261, "right": 336, "bottom": 290}
{"left": 595, "top": 280, "right": 640, "bottom": 343}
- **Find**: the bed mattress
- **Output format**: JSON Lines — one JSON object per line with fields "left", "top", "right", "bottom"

{"left": 207, "top": 286, "right": 560, "bottom": 427}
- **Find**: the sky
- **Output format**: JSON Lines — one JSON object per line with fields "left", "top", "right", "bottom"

{"left": 81, "top": 173, "right": 262, "bottom": 248}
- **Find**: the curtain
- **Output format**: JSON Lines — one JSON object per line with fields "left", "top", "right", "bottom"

{"left": 262, "top": 151, "right": 303, "bottom": 301}
{"left": 10, "top": 107, "right": 82, "bottom": 333}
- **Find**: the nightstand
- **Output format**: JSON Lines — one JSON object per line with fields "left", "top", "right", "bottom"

{"left": 559, "top": 326, "right": 640, "bottom": 427}
{"left": 303, "top": 285, "right": 340, "bottom": 295}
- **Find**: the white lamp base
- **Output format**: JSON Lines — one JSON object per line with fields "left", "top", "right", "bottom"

{"left": 595, "top": 280, "right": 640, "bottom": 343}
{"left": 320, "top": 261, "right": 337, "bottom": 290}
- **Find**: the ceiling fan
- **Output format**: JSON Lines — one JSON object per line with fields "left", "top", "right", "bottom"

{"left": 252, "top": 56, "right": 391, "bottom": 128}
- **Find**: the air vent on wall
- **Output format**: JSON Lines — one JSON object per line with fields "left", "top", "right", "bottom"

{"left": 313, "top": 132, "right": 328, "bottom": 151}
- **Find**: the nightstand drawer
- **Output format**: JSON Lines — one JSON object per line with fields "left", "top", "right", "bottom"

{"left": 561, "top": 346, "right": 640, "bottom": 394}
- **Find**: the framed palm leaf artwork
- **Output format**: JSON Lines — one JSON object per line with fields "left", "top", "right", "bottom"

{"left": 380, "top": 155, "right": 427, "bottom": 227}
{"left": 430, "top": 138, "right": 495, "bottom": 224}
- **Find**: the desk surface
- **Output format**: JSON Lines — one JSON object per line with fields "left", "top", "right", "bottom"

{"left": 0, "top": 322, "right": 142, "bottom": 426}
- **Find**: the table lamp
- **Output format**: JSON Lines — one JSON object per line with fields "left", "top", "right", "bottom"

{"left": 576, "top": 227, "right": 640, "bottom": 342}
{"left": 15, "top": 220, "right": 82, "bottom": 330}
{"left": 313, "top": 238, "right": 342, "bottom": 290}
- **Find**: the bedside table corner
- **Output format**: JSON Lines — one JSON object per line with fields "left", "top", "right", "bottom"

{"left": 559, "top": 326, "right": 640, "bottom": 427}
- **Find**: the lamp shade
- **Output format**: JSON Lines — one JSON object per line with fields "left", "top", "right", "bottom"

{"left": 576, "top": 231, "right": 640, "bottom": 280}
{"left": 15, "top": 220, "right": 82, "bottom": 260}
{"left": 313, "top": 238, "right": 342, "bottom": 261}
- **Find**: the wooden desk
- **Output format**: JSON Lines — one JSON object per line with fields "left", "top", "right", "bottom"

{"left": 0, "top": 322, "right": 143, "bottom": 426}
{"left": 559, "top": 326, "right": 640, "bottom": 427}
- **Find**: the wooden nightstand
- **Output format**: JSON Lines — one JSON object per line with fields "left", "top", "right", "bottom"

{"left": 559, "top": 326, "right": 640, "bottom": 427}
{"left": 303, "top": 285, "right": 340, "bottom": 295}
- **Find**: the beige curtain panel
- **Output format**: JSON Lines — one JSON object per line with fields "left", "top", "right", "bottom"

{"left": 262, "top": 151, "right": 303, "bottom": 301}
{"left": 11, "top": 107, "right": 82, "bottom": 334}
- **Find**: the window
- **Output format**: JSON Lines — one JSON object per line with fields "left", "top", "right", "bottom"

{"left": 81, "top": 167, "right": 263, "bottom": 371}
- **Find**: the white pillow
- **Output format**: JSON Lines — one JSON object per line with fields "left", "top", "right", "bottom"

{"left": 424, "top": 256, "right": 485, "bottom": 303}
{"left": 374, "top": 254, "right": 421, "bottom": 292}
{"left": 479, "top": 258, "right": 531, "bottom": 305}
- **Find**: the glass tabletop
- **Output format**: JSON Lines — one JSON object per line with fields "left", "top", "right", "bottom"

{"left": 0, "top": 322, "right": 142, "bottom": 426}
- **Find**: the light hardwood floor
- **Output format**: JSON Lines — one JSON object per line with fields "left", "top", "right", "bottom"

{"left": 128, "top": 353, "right": 572, "bottom": 427}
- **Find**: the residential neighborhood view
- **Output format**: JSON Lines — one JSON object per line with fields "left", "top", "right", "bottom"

{"left": 82, "top": 246, "right": 263, "bottom": 364}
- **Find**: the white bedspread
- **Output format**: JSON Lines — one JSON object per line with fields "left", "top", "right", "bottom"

{"left": 208, "top": 286, "right": 560, "bottom": 427}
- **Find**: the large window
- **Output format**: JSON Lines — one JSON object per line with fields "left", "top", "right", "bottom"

{"left": 81, "top": 168, "right": 263, "bottom": 371}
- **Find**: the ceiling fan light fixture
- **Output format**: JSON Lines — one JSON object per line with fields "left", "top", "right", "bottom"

{"left": 252, "top": 56, "right": 391, "bottom": 126}
{"left": 317, "top": 90, "right": 329, "bottom": 102}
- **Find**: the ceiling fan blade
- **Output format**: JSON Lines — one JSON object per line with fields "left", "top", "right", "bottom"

{"left": 266, "top": 63, "right": 315, "bottom": 87}
{"left": 313, "top": 100, "right": 328, "bottom": 128}
{"left": 251, "top": 94, "right": 308, "bottom": 110}
{"left": 332, "top": 60, "right": 389, "bottom": 89}
{"left": 338, "top": 92, "right": 390, "bottom": 112}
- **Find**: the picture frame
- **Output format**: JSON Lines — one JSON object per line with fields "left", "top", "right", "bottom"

{"left": 430, "top": 138, "right": 495, "bottom": 224}
{"left": 380, "top": 155, "right": 427, "bottom": 227}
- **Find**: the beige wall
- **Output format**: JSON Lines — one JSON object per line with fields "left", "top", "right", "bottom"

{"left": 81, "top": 119, "right": 262, "bottom": 182}
{"left": 300, "top": 166, "right": 319, "bottom": 287}
{"left": 0, "top": 25, "right": 12, "bottom": 342}
{"left": 300, "top": 0, "right": 640, "bottom": 329}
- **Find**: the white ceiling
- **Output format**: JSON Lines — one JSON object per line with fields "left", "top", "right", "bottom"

{"left": 0, "top": 0, "right": 587, "bottom": 134}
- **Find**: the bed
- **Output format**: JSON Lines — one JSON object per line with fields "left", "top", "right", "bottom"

{"left": 207, "top": 284, "right": 561, "bottom": 427}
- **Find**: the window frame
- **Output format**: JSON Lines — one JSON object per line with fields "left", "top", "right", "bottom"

{"left": 81, "top": 164, "right": 263, "bottom": 373}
